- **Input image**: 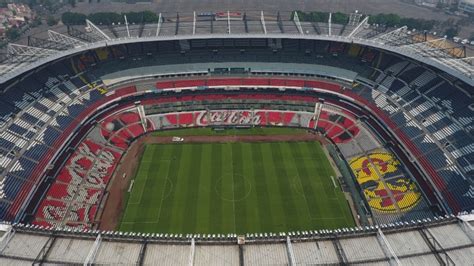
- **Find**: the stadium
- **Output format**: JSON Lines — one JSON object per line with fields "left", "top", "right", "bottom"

{"left": 0, "top": 10, "right": 472, "bottom": 264}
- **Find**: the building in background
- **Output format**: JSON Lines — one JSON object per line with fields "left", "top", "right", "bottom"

{"left": 458, "top": 0, "right": 474, "bottom": 12}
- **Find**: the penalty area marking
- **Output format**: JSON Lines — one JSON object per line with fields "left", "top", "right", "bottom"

{"left": 121, "top": 177, "right": 174, "bottom": 224}
{"left": 330, "top": 176, "right": 338, "bottom": 188}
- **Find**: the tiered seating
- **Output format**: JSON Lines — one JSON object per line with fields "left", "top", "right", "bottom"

{"left": 0, "top": 54, "right": 470, "bottom": 226}
{"left": 46, "top": 183, "right": 71, "bottom": 200}
{"left": 32, "top": 139, "right": 122, "bottom": 229}
{"left": 155, "top": 78, "right": 341, "bottom": 92}
{"left": 267, "top": 111, "right": 283, "bottom": 125}
{"left": 348, "top": 69, "right": 473, "bottom": 212}
{"left": 347, "top": 150, "right": 429, "bottom": 223}
{"left": 178, "top": 113, "right": 194, "bottom": 125}
{"left": 35, "top": 199, "right": 67, "bottom": 221}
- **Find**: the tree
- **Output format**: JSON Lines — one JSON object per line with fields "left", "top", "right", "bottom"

{"left": 445, "top": 27, "right": 459, "bottom": 38}
{"left": 6, "top": 28, "right": 21, "bottom": 41}
{"left": 31, "top": 17, "right": 42, "bottom": 27}
{"left": 62, "top": 12, "right": 87, "bottom": 25}
{"left": 332, "top": 12, "right": 348, "bottom": 24}
{"left": 69, "top": 0, "right": 76, "bottom": 8}
{"left": 87, "top": 12, "right": 123, "bottom": 25}
{"left": 47, "top": 16, "right": 58, "bottom": 26}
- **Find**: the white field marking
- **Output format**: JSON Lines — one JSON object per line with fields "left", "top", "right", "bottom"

{"left": 229, "top": 145, "right": 237, "bottom": 234}
{"left": 311, "top": 216, "right": 345, "bottom": 220}
{"left": 126, "top": 155, "right": 171, "bottom": 205}
{"left": 330, "top": 176, "right": 338, "bottom": 188}
{"left": 292, "top": 172, "right": 317, "bottom": 220}
{"left": 152, "top": 175, "right": 171, "bottom": 224}
{"left": 149, "top": 154, "right": 175, "bottom": 224}
{"left": 121, "top": 176, "right": 173, "bottom": 224}
{"left": 127, "top": 180, "right": 135, "bottom": 193}
{"left": 215, "top": 174, "right": 252, "bottom": 202}
{"left": 125, "top": 159, "right": 153, "bottom": 205}
{"left": 120, "top": 221, "right": 162, "bottom": 224}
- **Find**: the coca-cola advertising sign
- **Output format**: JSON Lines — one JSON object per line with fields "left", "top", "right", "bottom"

{"left": 195, "top": 110, "right": 262, "bottom": 126}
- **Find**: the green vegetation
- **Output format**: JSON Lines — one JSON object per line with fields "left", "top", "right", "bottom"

{"left": 61, "top": 12, "right": 87, "bottom": 25}
{"left": 6, "top": 28, "right": 21, "bottom": 41}
{"left": 295, "top": 10, "right": 436, "bottom": 31}
{"left": 152, "top": 127, "right": 309, "bottom": 137}
{"left": 445, "top": 27, "right": 459, "bottom": 38}
{"left": 62, "top": 11, "right": 160, "bottom": 25}
{"left": 119, "top": 141, "right": 354, "bottom": 234}
{"left": 46, "top": 16, "right": 58, "bottom": 26}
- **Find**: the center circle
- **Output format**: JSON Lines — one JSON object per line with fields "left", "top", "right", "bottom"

{"left": 215, "top": 173, "right": 252, "bottom": 202}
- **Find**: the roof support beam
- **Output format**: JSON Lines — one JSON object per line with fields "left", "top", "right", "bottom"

{"left": 243, "top": 12, "right": 248, "bottom": 33}
{"left": 137, "top": 239, "right": 148, "bottom": 266}
{"left": 48, "top": 30, "right": 86, "bottom": 47}
{"left": 402, "top": 37, "right": 445, "bottom": 49}
{"left": 156, "top": 13, "right": 162, "bottom": 37}
{"left": 28, "top": 35, "right": 71, "bottom": 50}
{"left": 175, "top": 13, "right": 180, "bottom": 35}
{"left": 277, "top": 11, "right": 284, "bottom": 33}
{"left": 293, "top": 11, "right": 304, "bottom": 35}
{"left": 124, "top": 15, "right": 131, "bottom": 38}
{"left": 328, "top": 13, "right": 332, "bottom": 36}
{"left": 332, "top": 237, "right": 347, "bottom": 264}
{"left": 373, "top": 26, "right": 408, "bottom": 45}
{"left": 419, "top": 227, "right": 455, "bottom": 265}
{"left": 7, "top": 43, "right": 56, "bottom": 57}
{"left": 33, "top": 234, "right": 56, "bottom": 265}
{"left": 0, "top": 226, "right": 14, "bottom": 253}
{"left": 188, "top": 238, "right": 195, "bottom": 266}
{"left": 376, "top": 228, "right": 401, "bottom": 266}
{"left": 286, "top": 236, "right": 296, "bottom": 265}
{"left": 193, "top": 11, "right": 196, "bottom": 35}
{"left": 84, "top": 233, "right": 102, "bottom": 266}
{"left": 348, "top": 16, "right": 369, "bottom": 38}
{"left": 227, "top": 11, "right": 231, "bottom": 34}
{"left": 459, "top": 218, "right": 474, "bottom": 242}
{"left": 86, "top": 19, "right": 111, "bottom": 40}
{"left": 260, "top": 11, "right": 267, "bottom": 34}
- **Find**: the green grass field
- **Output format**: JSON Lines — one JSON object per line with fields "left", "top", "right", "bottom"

{"left": 119, "top": 141, "right": 354, "bottom": 234}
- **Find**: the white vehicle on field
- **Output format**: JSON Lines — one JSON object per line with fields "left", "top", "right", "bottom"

{"left": 172, "top": 137, "right": 184, "bottom": 142}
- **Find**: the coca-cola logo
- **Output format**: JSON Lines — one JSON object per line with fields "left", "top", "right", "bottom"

{"left": 195, "top": 110, "right": 262, "bottom": 126}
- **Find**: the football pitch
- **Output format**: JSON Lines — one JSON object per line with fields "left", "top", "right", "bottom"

{"left": 119, "top": 141, "right": 354, "bottom": 234}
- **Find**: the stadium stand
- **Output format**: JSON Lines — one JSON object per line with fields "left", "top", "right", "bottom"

{"left": 0, "top": 32, "right": 470, "bottom": 240}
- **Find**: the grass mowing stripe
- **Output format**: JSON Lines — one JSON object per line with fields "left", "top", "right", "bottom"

{"left": 209, "top": 143, "right": 223, "bottom": 233}
{"left": 119, "top": 146, "right": 154, "bottom": 230}
{"left": 168, "top": 144, "right": 195, "bottom": 233}
{"left": 139, "top": 145, "right": 172, "bottom": 231}
{"left": 120, "top": 141, "right": 355, "bottom": 233}
{"left": 302, "top": 142, "right": 353, "bottom": 228}
{"left": 269, "top": 142, "right": 306, "bottom": 231}
{"left": 249, "top": 143, "right": 273, "bottom": 233}
{"left": 288, "top": 142, "right": 323, "bottom": 219}
{"left": 260, "top": 143, "right": 289, "bottom": 232}
{"left": 195, "top": 144, "right": 213, "bottom": 233}
{"left": 134, "top": 146, "right": 161, "bottom": 227}
{"left": 231, "top": 143, "right": 247, "bottom": 234}
{"left": 220, "top": 143, "right": 236, "bottom": 233}
{"left": 280, "top": 142, "right": 317, "bottom": 228}
{"left": 155, "top": 144, "right": 183, "bottom": 233}
{"left": 181, "top": 144, "right": 203, "bottom": 233}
